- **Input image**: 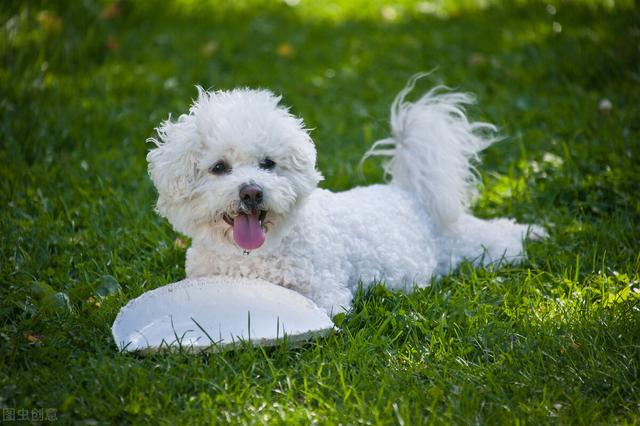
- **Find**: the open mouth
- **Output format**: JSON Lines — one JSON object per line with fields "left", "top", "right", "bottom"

{"left": 223, "top": 210, "right": 267, "bottom": 251}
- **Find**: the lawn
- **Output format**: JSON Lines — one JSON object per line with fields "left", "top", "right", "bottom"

{"left": 1, "top": 0, "right": 639, "bottom": 424}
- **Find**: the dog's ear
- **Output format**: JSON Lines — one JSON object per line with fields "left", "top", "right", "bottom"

{"left": 147, "top": 113, "right": 201, "bottom": 207}
{"left": 285, "top": 132, "right": 324, "bottom": 195}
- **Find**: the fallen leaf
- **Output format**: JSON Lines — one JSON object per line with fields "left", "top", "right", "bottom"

{"left": 86, "top": 296, "right": 102, "bottom": 308}
{"left": 106, "top": 35, "right": 120, "bottom": 51}
{"left": 100, "top": 2, "right": 123, "bottom": 20}
{"left": 25, "top": 332, "right": 44, "bottom": 343}
{"left": 37, "top": 10, "right": 63, "bottom": 34}
{"left": 200, "top": 40, "right": 218, "bottom": 57}
{"left": 276, "top": 43, "right": 294, "bottom": 58}
{"left": 468, "top": 52, "right": 487, "bottom": 66}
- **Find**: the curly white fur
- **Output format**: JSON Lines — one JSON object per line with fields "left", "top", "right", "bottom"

{"left": 147, "top": 78, "right": 543, "bottom": 314}
{"left": 363, "top": 73, "right": 496, "bottom": 228}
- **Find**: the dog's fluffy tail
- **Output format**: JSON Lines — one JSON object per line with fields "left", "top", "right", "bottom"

{"left": 364, "top": 74, "right": 497, "bottom": 228}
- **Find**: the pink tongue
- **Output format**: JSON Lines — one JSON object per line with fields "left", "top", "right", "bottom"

{"left": 233, "top": 213, "right": 265, "bottom": 250}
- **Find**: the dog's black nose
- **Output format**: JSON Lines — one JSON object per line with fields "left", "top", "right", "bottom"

{"left": 239, "top": 183, "right": 263, "bottom": 210}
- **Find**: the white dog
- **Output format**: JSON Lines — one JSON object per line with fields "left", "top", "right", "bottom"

{"left": 147, "top": 76, "right": 543, "bottom": 314}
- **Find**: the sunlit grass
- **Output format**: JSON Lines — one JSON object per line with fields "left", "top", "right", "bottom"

{"left": 171, "top": 0, "right": 637, "bottom": 22}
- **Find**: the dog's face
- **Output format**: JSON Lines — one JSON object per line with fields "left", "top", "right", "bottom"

{"left": 147, "top": 88, "right": 322, "bottom": 253}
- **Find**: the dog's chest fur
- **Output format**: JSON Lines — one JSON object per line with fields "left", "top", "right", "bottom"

{"left": 186, "top": 246, "right": 313, "bottom": 290}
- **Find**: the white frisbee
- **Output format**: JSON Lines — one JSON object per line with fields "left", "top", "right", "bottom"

{"left": 112, "top": 276, "right": 334, "bottom": 354}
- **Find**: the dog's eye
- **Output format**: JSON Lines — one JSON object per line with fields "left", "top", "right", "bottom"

{"left": 209, "top": 161, "right": 230, "bottom": 175}
{"left": 259, "top": 158, "right": 276, "bottom": 170}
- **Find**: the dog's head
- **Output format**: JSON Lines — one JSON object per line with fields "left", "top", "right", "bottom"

{"left": 147, "top": 88, "right": 322, "bottom": 253}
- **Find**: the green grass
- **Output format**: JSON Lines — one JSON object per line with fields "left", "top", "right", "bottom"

{"left": 2, "top": 0, "right": 639, "bottom": 423}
